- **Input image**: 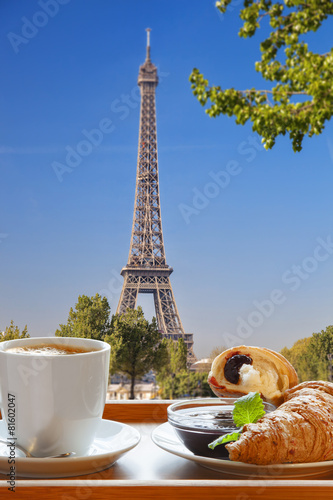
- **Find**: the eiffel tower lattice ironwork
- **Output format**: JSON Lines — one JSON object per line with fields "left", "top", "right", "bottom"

{"left": 117, "top": 29, "right": 196, "bottom": 364}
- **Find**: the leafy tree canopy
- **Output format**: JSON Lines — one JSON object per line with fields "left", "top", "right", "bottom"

{"left": 190, "top": 0, "right": 333, "bottom": 151}
{"left": 106, "top": 307, "right": 166, "bottom": 399}
{"left": 280, "top": 336, "right": 313, "bottom": 381}
{"left": 155, "top": 338, "right": 188, "bottom": 399}
{"left": 1, "top": 320, "right": 29, "bottom": 341}
{"left": 158, "top": 371, "right": 212, "bottom": 400}
{"left": 281, "top": 325, "right": 333, "bottom": 381}
{"left": 55, "top": 293, "right": 112, "bottom": 341}
{"left": 156, "top": 338, "right": 188, "bottom": 378}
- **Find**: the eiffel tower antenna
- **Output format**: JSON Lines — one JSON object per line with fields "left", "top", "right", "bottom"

{"left": 116, "top": 29, "right": 196, "bottom": 365}
{"left": 146, "top": 27, "right": 151, "bottom": 61}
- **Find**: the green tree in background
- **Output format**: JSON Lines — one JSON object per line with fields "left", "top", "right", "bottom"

{"left": 55, "top": 293, "right": 112, "bottom": 340}
{"left": 158, "top": 371, "right": 212, "bottom": 399}
{"left": 190, "top": 0, "right": 333, "bottom": 152}
{"left": 307, "top": 325, "right": 333, "bottom": 380}
{"left": 157, "top": 338, "right": 187, "bottom": 377}
{"left": 106, "top": 307, "right": 166, "bottom": 400}
{"left": 156, "top": 338, "right": 188, "bottom": 399}
{"left": 0, "top": 321, "right": 29, "bottom": 341}
{"left": 156, "top": 339, "right": 215, "bottom": 399}
{"left": 281, "top": 325, "right": 333, "bottom": 381}
{"left": 281, "top": 337, "right": 313, "bottom": 381}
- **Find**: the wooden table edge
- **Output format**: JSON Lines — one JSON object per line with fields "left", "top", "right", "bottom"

{"left": 0, "top": 479, "right": 332, "bottom": 500}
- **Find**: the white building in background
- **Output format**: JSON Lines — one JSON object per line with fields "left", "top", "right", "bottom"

{"left": 107, "top": 382, "right": 158, "bottom": 400}
{"left": 190, "top": 358, "right": 212, "bottom": 373}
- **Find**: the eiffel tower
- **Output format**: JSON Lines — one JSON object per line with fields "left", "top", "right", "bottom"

{"left": 117, "top": 29, "right": 196, "bottom": 365}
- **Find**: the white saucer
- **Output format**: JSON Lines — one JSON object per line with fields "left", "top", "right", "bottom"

{"left": 152, "top": 422, "right": 333, "bottom": 479}
{"left": 0, "top": 419, "right": 140, "bottom": 478}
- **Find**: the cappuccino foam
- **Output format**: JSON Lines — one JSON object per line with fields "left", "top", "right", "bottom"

{"left": 6, "top": 343, "right": 99, "bottom": 355}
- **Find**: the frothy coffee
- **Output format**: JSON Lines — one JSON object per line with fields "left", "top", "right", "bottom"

{"left": 6, "top": 343, "right": 99, "bottom": 356}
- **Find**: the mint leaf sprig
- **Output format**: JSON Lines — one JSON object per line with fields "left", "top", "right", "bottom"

{"left": 208, "top": 392, "right": 266, "bottom": 450}
{"left": 232, "top": 391, "right": 266, "bottom": 427}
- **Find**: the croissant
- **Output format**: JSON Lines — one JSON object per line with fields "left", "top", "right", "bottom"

{"left": 208, "top": 345, "right": 298, "bottom": 406}
{"left": 226, "top": 381, "right": 333, "bottom": 464}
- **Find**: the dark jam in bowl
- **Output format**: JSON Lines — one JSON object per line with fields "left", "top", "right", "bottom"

{"left": 172, "top": 407, "right": 236, "bottom": 458}
{"left": 167, "top": 398, "right": 275, "bottom": 459}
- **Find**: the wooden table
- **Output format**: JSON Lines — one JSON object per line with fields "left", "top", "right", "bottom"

{"left": 0, "top": 401, "right": 332, "bottom": 499}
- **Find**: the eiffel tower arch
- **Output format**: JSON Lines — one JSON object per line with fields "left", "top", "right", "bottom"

{"left": 117, "top": 29, "right": 196, "bottom": 365}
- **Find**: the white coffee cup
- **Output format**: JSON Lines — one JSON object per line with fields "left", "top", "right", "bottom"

{"left": 0, "top": 336, "right": 110, "bottom": 457}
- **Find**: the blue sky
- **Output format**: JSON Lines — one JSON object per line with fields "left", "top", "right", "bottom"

{"left": 1, "top": 0, "right": 332, "bottom": 358}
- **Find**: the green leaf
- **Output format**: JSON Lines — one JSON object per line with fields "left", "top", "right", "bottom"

{"left": 208, "top": 430, "right": 243, "bottom": 450}
{"left": 191, "top": 0, "right": 333, "bottom": 151}
{"left": 232, "top": 391, "right": 266, "bottom": 427}
{"left": 207, "top": 392, "right": 266, "bottom": 451}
